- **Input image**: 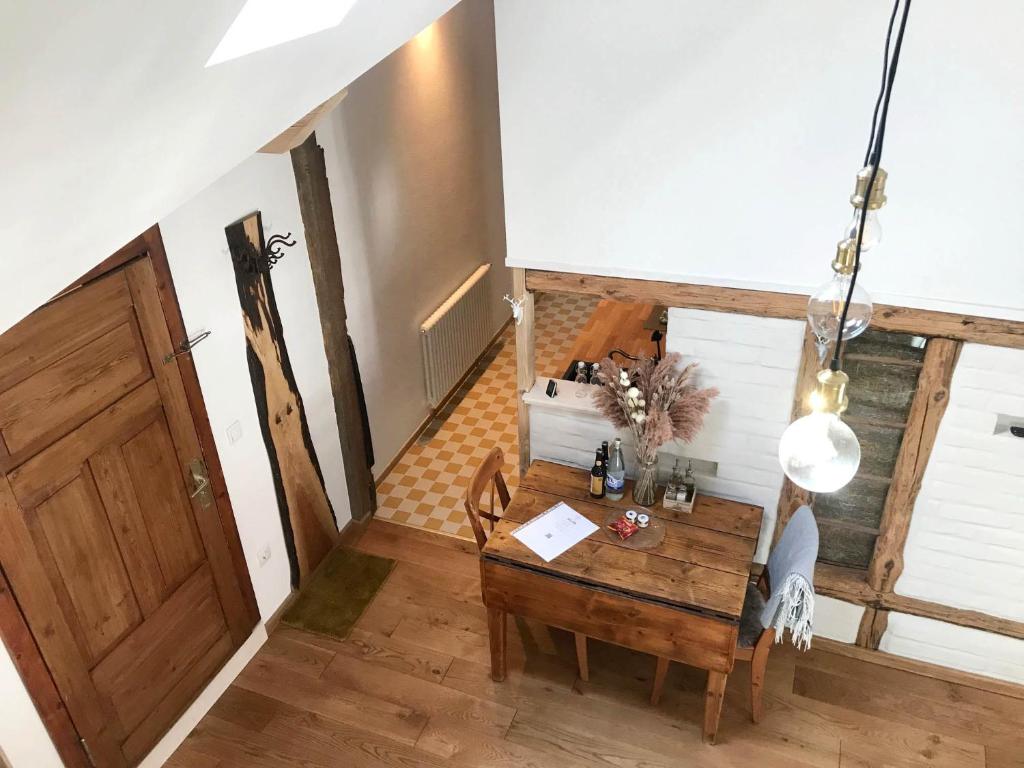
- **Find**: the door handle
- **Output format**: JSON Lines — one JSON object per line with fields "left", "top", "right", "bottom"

{"left": 188, "top": 458, "right": 214, "bottom": 508}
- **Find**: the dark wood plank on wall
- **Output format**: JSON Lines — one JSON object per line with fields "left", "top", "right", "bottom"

{"left": 290, "top": 133, "right": 375, "bottom": 522}
{"left": 225, "top": 212, "right": 339, "bottom": 587}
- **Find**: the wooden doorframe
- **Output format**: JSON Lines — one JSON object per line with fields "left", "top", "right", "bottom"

{"left": 0, "top": 225, "right": 259, "bottom": 767}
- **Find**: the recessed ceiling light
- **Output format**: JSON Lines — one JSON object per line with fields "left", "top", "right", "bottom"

{"left": 206, "top": 0, "right": 358, "bottom": 67}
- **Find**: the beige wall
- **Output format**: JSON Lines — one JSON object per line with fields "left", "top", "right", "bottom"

{"left": 319, "top": 0, "right": 510, "bottom": 475}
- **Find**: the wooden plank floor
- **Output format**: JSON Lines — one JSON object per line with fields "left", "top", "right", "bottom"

{"left": 169, "top": 520, "right": 1022, "bottom": 768}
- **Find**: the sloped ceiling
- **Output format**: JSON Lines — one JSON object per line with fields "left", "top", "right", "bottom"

{"left": 0, "top": 0, "right": 459, "bottom": 334}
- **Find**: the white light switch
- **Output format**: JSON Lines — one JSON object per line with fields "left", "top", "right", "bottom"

{"left": 227, "top": 421, "right": 243, "bottom": 445}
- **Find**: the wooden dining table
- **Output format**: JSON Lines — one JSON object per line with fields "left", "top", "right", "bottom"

{"left": 480, "top": 460, "right": 764, "bottom": 744}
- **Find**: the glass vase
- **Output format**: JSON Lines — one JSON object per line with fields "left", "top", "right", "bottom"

{"left": 632, "top": 454, "right": 657, "bottom": 507}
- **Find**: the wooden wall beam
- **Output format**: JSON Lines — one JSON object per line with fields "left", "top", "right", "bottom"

{"left": 260, "top": 89, "right": 348, "bottom": 154}
{"left": 513, "top": 268, "right": 535, "bottom": 478}
{"left": 855, "top": 607, "right": 889, "bottom": 650}
{"left": 881, "top": 593, "right": 1024, "bottom": 642}
{"left": 815, "top": 562, "right": 883, "bottom": 604}
{"left": 525, "top": 270, "right": 1024, "bottom": 349}
{"left": 868, "top": 338, "right": 960, "bottom": 591}
{"left": 816, "top": 562, "right": 1024, "bottom": 642}
{"left": 290, "top": 133, "right": 376, "bottom": 523}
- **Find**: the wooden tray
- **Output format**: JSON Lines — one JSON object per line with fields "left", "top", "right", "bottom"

{"left": 603, "top": 511, "right": 666, "bottom": 550}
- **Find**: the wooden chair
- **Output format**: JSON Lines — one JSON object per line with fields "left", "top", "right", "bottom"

{"left": 651, "top": 505, "right": 819, "bottom": 720}
{"left": 649, "top": 569, "right": 775, "bottom": 721}
{"left": 465, "top": 448, "right": 592, "bottom": 682}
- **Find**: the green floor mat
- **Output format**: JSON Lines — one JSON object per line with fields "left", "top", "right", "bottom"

{"left": 282, "top": 546, "right": 395, "bottom": 640}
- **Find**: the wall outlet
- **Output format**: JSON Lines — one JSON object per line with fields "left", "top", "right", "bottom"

{"left": 257, "top": 544, "right": 272, "bottom": 567}
{"left": 227, "top": 421, "right": 243, "bottom": 445}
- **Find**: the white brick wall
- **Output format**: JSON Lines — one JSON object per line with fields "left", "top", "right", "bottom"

{"left": 896, "top": 345, "right": 1024, "bottom": 621}
{"left": 880, "top": 344, "right": 1024, "bottom": 682}
{"left": 814, "top": 596, "right": 866, "bottom": 644}
{"left": 665, "top": 309, "right": 806, "bottom": 561}
{"left": 881, "top": 613, "right": 1024, "bottom": 685}
{"left": 526, "top": 308, "right": 805, "bottom": 563}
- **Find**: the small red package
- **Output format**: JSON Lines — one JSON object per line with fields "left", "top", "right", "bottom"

{"left": 607, "top": 516, "right": 639, "bottom": 540}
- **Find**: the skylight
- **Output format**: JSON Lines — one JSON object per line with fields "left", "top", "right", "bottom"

{"left": 206, "top": 0, "right": 358, "bottom": 67}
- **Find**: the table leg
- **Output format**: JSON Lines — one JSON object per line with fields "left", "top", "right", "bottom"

{"left": 650, "top": 656, "right": 670, "bottom": 706}
{"left": 702, "top": 670, "right": 727, "bottom": 744}
{"left": 487, "top": 606, "right": 507, "bottom": 681}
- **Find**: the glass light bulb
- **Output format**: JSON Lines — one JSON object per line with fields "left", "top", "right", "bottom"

{"left": 807, "top": 273, "right": 873, "bottom": 344}
{"left": 778, "top": 412, "right": 861, "bottom": 493}
{"left": 844, "top": 208, "right": 881, "bottom": 251}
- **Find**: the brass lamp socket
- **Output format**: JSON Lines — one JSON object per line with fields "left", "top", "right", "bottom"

{"left": 809, "top": 368, "right": 850, "bottom": 416}
{"left": 831, "top": 239, "right": 858, "bottom": 275}
{"left": 850, "top": 166, "right": 888, "bottom": 210}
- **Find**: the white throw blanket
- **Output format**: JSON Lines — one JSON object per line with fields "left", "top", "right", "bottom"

{"left": 760, "top": 505, "right": 819, "bottom": 650}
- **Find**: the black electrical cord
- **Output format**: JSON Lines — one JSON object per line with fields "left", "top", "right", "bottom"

{"left": 609, "top": 348, "right": 641, "bottom": 363}
{"left": 832, "top": 0, "right": 912, "bottom": 370}
{"left": 864, "top": 0, "right": 901, "bottom": 167}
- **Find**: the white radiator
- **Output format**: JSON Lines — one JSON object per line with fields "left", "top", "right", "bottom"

{"left": 420, "top": 264, "right": 493, "bottom": 407}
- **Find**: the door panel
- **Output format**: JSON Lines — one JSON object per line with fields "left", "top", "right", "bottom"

{"left": 0, "top": 320, "right": 150, "bottom": 456}
{"left": 124, "top": 259, "right": 254, "bottom": 645}
{"left": 121, "top": 416, "right": 204, "bottom": 589}
{"left": 32, "top": 472, "right": 142, "bottom": 664}
{"left": 91, "top": 564, "right": 227, "bottom": 735}
{"left": 0, "top": 257, "right": 255, "bottom": 766}
{"left": 0, "top": 271, "right": 133, "bottom": 393}
{"left": 91, "top": 444, "right": 167, "bottom": 617}
{"left": 9, "top": 380, "right": 162, "bottom": 509}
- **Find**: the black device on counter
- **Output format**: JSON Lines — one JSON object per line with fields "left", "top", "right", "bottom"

{"left": 545, "top": 379, "right": 558, "bottom": 398}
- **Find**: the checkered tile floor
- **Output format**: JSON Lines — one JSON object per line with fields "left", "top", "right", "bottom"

{"left": 374, "top": 292, "right": 598, "bottom": 540}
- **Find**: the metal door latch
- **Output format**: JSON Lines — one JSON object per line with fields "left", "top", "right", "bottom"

{"left": 164, "top": 329, "right": 212, "bottom": 364}
{"left": 188, "top": 458, "right": 214, "bottom": 508}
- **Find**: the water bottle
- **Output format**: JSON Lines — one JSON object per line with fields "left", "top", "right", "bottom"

{"left": 606, "top": 438, "right": 626, "bottom": 501}
{"left": 574, "top": 361, "right": 588, "bottom": 384}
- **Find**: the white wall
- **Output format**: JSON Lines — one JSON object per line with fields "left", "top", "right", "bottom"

{"left": 494, "top": 0, "right": 1024, "bottom": 321}
{"left": 159, "top": 152, "right": 352, "bottom": 618}
{"left": 666, "top": 309, "right": 805, "bottom": 561}
{"left": 318, "top": 0, "right": 510, "bottom": 474}
{"left": 0, "top": 151, "right": 350, "bottom": 767}
{"left": 0, "top": 0, "right": 461, "bottom": 337}
{"left": 881, "top": 614, "right": 1024, "bottom": 685}
{"left": 880, "top": 344, "right": 1024, "bottom": 680}
{"left": 814, "top": 597, "right": 866, "bottom": 645}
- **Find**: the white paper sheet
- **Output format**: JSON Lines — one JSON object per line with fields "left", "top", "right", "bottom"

{"left": 511, "top": 501, "right": 598, "bottom": 562}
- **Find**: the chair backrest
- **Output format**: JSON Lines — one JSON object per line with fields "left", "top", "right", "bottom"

{"left": 761, "top": 505, "right": 820, "bottom": 646}
{"left": 464, "top": 447, "right": 512, "bottom": 551}
{"left": 765, "top": 506, "right": 820, "bottom": 589}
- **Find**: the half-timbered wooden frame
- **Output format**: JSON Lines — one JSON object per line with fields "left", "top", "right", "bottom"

{"left": 514, "top": 267, "right": 1024, "bottom": 651}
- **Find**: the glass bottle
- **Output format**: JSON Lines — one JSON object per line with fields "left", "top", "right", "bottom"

{"left": 606, "top": 439, "right": 626, "bottom": 501}
{"left": 589, "top": 362, "right": 601, "bottom": 384}
{"left": 683, "top": 460, "right": 696, "bottom": 502}
{"left": 589, "top": 450, "right": 606, "bottom": 498}
{"left": 665, "top": 458, "right": 683, "bottom": 502}
{"left": 574, "top": 361, "right": 588, "bottom": 384}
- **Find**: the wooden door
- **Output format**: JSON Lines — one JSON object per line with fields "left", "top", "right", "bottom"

{"left": 0, "top": 257, "right": 256, "bottom": 766}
